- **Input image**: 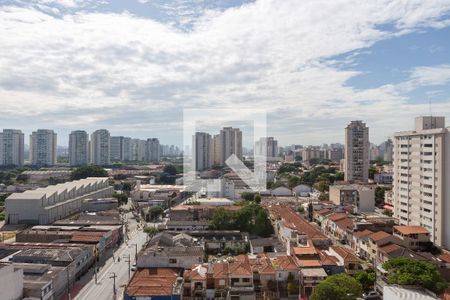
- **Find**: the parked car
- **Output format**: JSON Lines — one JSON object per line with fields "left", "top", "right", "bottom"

{"left": 363, "top": 291, "right": 380, "bottom": 299}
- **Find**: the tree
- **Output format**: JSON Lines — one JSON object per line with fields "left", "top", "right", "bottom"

{"left": 254, "top": 209, "right": 274, "bottom": 237}
{"left": 368, "top": 166, "right": 377, "bottom": 180}
{"left": 288, "top": 176, "right": 301, "bottom": 189}
{"left": 210, "top": 207, "right": 235, "bottom": 230}
{"left": 313, "top": 180, "right": 329, "bottom": 193}
{"left": 375, "top": 186, "right": 387, "bottom": 206}
{"left": 149, "top": 206, "right": 164, "bottom": 221}
{"left": 254, "top": 194, "right": 261, "bottom": 204}
{"left": 112, "top": 192, "right": 128, "bottom": 206}
{"left": 163, "top": 164, "right": 178, "bottom": 175}
{"left": 144, "top": 226, "right": 159, "bottom": 238}
{"left": 310, "top": 274, "right": 363, "bottom": 300}
{"left": 353, "top": 270, "right": 375, "bottom": 292}
{"left": 318, "top": 193, "right": 329, "bottom": 201}
{"left": 71, "top": 165, "right": 108, "bottom": 180}
{"left": 241, "top": 192, "right": 255, "bottom": 202}
{"left": 383, "top": 257, "right": 448, "bottom": 294}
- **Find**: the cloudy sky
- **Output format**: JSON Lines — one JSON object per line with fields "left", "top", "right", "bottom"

{"left": 1, "top": 0, "right": 450, "bottom": 147}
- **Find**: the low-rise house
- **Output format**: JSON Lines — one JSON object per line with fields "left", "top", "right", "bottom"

{"left": 329, "top": 184, "right": 375, "bottom": 212}
{"left": 228, "top": 256, "right": 255, "bottom": 300}
{"left": 185, "top": 230, "right": 249, "bottom": 254}
{"left": 367, "top": 231, "right": 399, "bottom": 262}
{"left": 249, "top": 237, "right": 284, "bottom": 254}
{"left": 269, "top": 206, "right": 331, "bottom": 249}
{"left": 299, "top": 267, "right": 327, "bottom": 297}
{"left": 327, "top": 246, "right": 363, "bottom": 274}
{"left": 124, "top": 268, "right": 183, "bottom": 300}
{"left": 352, "top": 229, "right": 373, "bottom": 259}
{"left": 0, "top": 264, "right": 23, "bottom": 300}
{"left": 313, "top": 208, "right": 333, "bottom": 225}
{"left": 377, "top": 243, "right": 429, "bottom": 265}
{"left": 318, "top": 252, "right": 344, "bottom": 275}
{"left": 392, "top": 225, "right": 431, "bottom": 250}
{"left": 16, "top": 263, "right": 66, "bottom": 300}
{"left": 138, "top": 233, "right": 204, "bottom": 269}
{"left": 166, "top": 220, "right": 210, "bottom": 231}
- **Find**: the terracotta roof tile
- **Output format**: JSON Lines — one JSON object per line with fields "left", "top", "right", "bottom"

{"left": 393, "top": 225, "right": 429, "bottom": 235}
{"left": 369, "top": 231, "right": 392, "bottom": 242}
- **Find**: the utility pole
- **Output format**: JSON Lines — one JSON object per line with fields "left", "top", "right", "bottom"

{"left": 66, "top": 267, "right": 71, "bottom": 300}
{"left": 131, "top": 243, "right": 138, "bottom": 262}
{"left": 110, "top": 272, "right": 117, "bottom": 299}
{"left": 123, "top": 253, "right": 131, "bottom": 280}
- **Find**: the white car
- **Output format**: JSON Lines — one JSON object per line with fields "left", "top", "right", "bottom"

{"left": 363, "top": 291, "right": 380, "bottom": 299}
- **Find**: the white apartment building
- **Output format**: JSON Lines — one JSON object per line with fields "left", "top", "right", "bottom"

{"left": 110, "top": 136, "right": 125, "bottom": 161}
{"left": 131, "top": 138, "right": 147, "bottom": 161}
{"left": 90, "top": 129, "right": 110, "bottom": 166}
{"left": 30, "top": 129, "right": 57, "bottom": 166}
{"left": 0, "top": 129, "right": 24, "bottom": 166}
{"left": 212, "top": 134, "right": 221, "bottom": 166}
{"left": 146, "top": 138, "right": 160, "bottom": 163}
{"left": 69, "top": 130, "right": 89, "bottom": 166}
{"left": 255, "top": 137, "right": 278, "bottom": 159}
{"left": 302, "top": 146, "right": 326, "bottom": 162}
{"left": 193, "top": 132, "right": 213, "bottom": 171}
{"left": 219, "top": 127, "right": 242, "bottom": 166}
{"left": 393, "top": 116, "right": 450, "bottom": 249}
{"left": 5, "top": 177, "right": 113, "bottom": 224}
{"left": 345, "top": 121, "right": 369, "bottom": 183}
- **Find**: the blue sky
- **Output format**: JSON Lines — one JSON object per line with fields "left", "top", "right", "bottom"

{"left": 1, "top": 0, "right": 450, "bottom": 147}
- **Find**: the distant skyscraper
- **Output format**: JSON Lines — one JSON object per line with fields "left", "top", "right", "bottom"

{"left": 212, "top": 134, "right": 221, "bottom": 166}
{"left": 193, "top": 132, "right": 212, "bottom": 171}
{"left": 0, "top": 129, "right": 24, "bottom": 166}
{"left": 344, "top": 121, "right": 369, "bottom": 183}
{"left": 146, "top": 138, "right": 160, "bottom": 163}
{"left": 393, "top": 116, "right": 450, "bottom": 248}
{"left": 255, "top": 137, "right": 278, "bottom": 158}
{"left": 90, "top": 129, "right": 110, "bottom": 166}
{"left": 123, "top": 137, "right": 132, "bottom": 161}
{"left": 219, "top": 127, "right": 242, "bottom": 165}
{"left": 69, "top": 130, "right": 89, "bottom": 166}
{"left": 110, "top": 136, "right": 125, "bottom": 161}
{"left": 379, "top": 139, "right": 393, "bottom": 162}
{"left": 30, "top": 129, "right": 57, "bottom": 166}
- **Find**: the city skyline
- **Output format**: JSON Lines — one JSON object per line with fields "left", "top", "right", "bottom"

{"left": 1, "top": 1, "right": 450, "bottom": 146}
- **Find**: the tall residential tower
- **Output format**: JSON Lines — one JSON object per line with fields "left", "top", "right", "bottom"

{"left": 0, "top": 129, "right": 24, "bottom": 166}
{"left": 30, "top": 129, "right": 57, "bottom": 166}
{"left": 90, "top": 129, "right": 110, "bottom": 166}
{"left": 69, "top": 130, "right": 89, "bottom": 166}
{"left": 344, "top": 121, "right": 369, "bottom": 183}
{"left": 393, "top": 116, "right": 450, "bottom": 248}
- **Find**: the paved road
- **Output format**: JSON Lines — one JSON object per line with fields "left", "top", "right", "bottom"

{"left": 74, "top": 214, "right": 147, "bottom": 300}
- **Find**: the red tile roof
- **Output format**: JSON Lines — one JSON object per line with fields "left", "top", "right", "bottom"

{"left": 369, "top": 231, "right": 392, "bottom": 242}
{"left": 335, "top": 218, "right": 354, "bottom": 231}
{"left": 379, "top": 243, "right": 402, "bottom": 254}
{"left": 315, "top": 208, "right": 332, "bottom": 216}
{"left": 327, "top": 213, "right": 347, "bottom": 222}
{"left": 272, "top": 255, "right": 299, "bottom": 271}
{"left": 126, "top": 268, "right": 179, "bottom": 297}
{"left": 330, "top": 246, "right": 359, "bottom": 263}
{"left": 269, "top": 206, "right": 329, "bottom": 241}
{"left": 293, "top": 246, "right": 318, "bottom": 256}
{"left": 393, "top": 225, "right": 429, "bottom": 235}
{"left": 353, "top": 229, "right": 373, "bottom": 238}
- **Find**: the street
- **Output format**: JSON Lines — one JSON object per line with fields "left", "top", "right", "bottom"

{"left": 74, "top": 211, "right": 147, "bottom": 300}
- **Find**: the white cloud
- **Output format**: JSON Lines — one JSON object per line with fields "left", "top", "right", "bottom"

{"left": 0, "top": 0, "right": 450, "bottom": 144}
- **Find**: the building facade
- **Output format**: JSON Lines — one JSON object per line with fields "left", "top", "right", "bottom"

{"left": 30, "top": 129, "right": 57, "bottom": 166}
{"left": 146, "top": 138, "right": 160, "bottom": 163}
{"left": 0, "top": 129, "right": 24, "bottom": 166}
{"left": 255, "top": 137, "right": 278, "bottom": 158}
{"left": 69, "top": 130, "right": 89, "bottom": 166}
{"left": 393, "top": 116, "right": 450, "bottom": 249}
{"left": 219, "top": 127, "right": 242, "bottom": 166}
{"left": 344, "top": 121, "right": 369, "bottom": 183}
{"left": 193, "top": 132, "right": 213, "bottom": 171}
{"left": 90, "top": 129, "right": 110, "bottom": 166}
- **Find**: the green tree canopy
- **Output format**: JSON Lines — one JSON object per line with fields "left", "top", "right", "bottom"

{"left": 163, "top": 164, "right": 178, "bottom": 175}
{"left": 383, "top": 257, "right": 448, "bottom": 294}
{"left": 210, "top": 203, "right": 273, "bottom": 237}
{"left": 310, "top": 274, "right": 363, "bottom": 300}
{"left": 353, "top": 270, "right": 375, "bottom": 292}
{"left": 112, "top": 192, "right": 128, "bottom": 206}
{"left": 144, "top": 226, "right": 159, "bottom": 238}
{"left": 71, "top": 165, "right": 108, "bottom": 180}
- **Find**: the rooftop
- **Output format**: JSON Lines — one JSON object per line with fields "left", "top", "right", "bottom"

{"left": 393, "top": 225, "right": 429, "bottom": 235}
{"left": 369, "top": 231, "right": 392, "bottom": 242}
{"left": 126, "top": 268, "right": 181, "bottom": 297}
{"left": 300, "top": 267, "right": 328, "bottom": 277}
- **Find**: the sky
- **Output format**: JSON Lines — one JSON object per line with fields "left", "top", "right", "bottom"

{"left": 1, "top": 0, "right": 450, "bottom": 147}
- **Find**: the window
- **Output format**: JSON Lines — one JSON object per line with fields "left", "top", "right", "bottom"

{"left": 169, "top": 258, "right": 177, "bottom": 264}
{"left": 219, "top": 279, "right": 225, "bottom": 286}
{"left": 243, "top": 278, "right": 250, "bottom": 283}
